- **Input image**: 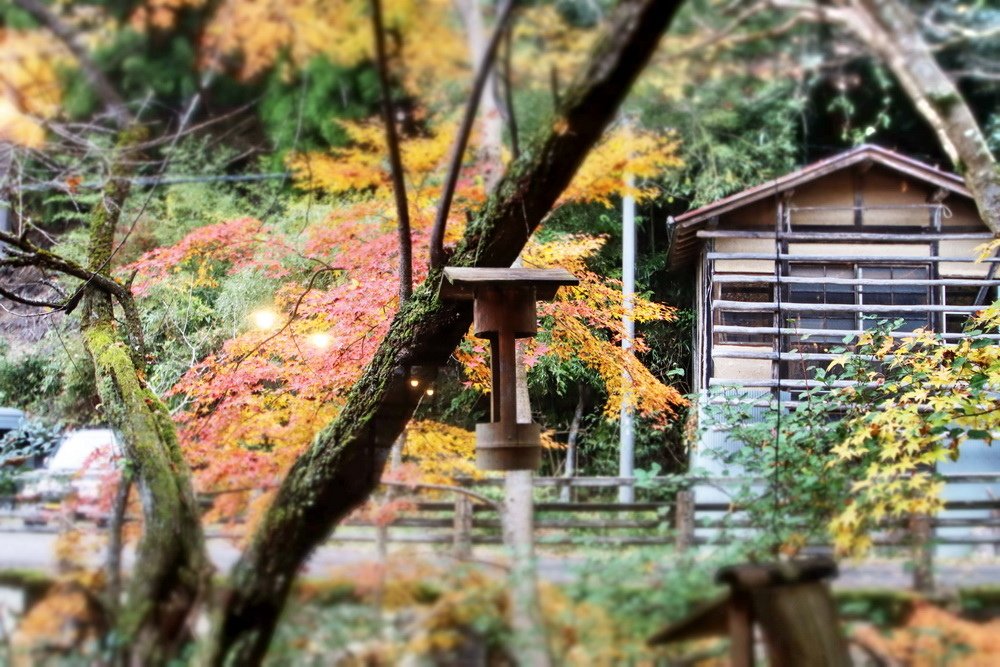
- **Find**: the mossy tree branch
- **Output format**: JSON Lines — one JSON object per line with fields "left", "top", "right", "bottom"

{"left": 208, "top": 1, "right": 683, "bottom": 664}
{"left": 79, "top": 130, "right": 209, "bottom": 666}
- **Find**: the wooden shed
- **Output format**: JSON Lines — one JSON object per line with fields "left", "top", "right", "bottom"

{"left": 666, "top": 144, "right": 999, "bottom": 548}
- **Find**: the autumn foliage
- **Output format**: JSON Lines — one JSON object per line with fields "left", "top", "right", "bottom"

{"left": 113, "top": 91, "right": 684, "bottom": 499}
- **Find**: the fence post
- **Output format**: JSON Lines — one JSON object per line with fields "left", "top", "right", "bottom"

{"left": 675, "top": 489, "right": 695, "bottom": 553}
{"left": 453, "top": 492, "right": 473, "bottom": 560}
{"left": 911, "top": 513, "right": 934, "bottom": 593}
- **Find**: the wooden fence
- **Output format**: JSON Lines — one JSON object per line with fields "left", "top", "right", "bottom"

{"left": 3, "top": 473, "right": 998, "bottom": 591}
{"left": 337, "top": 474, "right": 1000, "bottom": 567}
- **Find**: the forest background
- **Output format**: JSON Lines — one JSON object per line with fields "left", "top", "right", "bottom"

{"left": 3, "top": 0, "right": 994, "bottom": 479}
{"left": 0, "top": 0, "right": 999, "bottom": 664}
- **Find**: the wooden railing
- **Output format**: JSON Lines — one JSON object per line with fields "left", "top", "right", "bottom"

{"left": 3, "top": 473, "right": 998, "bottom": 590}
{"left": 333, "top": 474, "right": 1000, "bottom": 557}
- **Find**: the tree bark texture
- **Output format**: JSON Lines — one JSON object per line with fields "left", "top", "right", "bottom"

{"left": 208, "top": 2, "right": 683, "bottom": 664}
{"left": 80, "top": 129, "right": 208, "bottom": 666}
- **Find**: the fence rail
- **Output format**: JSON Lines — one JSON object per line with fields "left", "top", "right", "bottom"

{"left": 333, "top": 475, "right": 1000, "bottom": 566}
{"left": 3, "top": 473, "right": 998, "bottom": 590}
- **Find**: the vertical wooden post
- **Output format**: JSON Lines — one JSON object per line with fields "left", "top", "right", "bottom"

{"left": 376, "top": 522, "right": 389, "bottom": 560}
{"left": 728, "top": 591, "right": 755, "bottom": 667}
{"left": 675, "top": 489, "right": 695, "bottom": 553}
{"left": 911, "top": 513, "right": 934, "bottom": 593}
{"left": 453, "top": 491, "right": 473, "bottom": 560}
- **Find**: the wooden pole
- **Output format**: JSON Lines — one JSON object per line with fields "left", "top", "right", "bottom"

{"left": 912, "top": 514, "right": 935, "bottom": 594}
{"left": 675, "top": 489, "right": 695, "bottom": 553}
{"left": 453, "top": 492, "right": 473, "bottom": 560}
{"left": 728, "top": 591, "right": 755, "bottom": 667}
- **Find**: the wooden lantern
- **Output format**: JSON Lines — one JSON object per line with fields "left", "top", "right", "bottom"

{"left": 440, "top": 267, "right": 578, "bottom": 470}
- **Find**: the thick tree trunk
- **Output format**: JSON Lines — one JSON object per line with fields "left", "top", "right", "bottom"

{"left": 84, "top": 315, "right": 209, "bottom": 664}
{"left": 80, "top": 130, "right": 208, "bottom": 665}
{"left": 208, "top": 2, "right": 682, "bottom": 664}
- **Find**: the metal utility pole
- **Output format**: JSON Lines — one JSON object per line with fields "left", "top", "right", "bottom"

{"left": 0, "top": 144, "right": 12, "bottom": 258}
{"left": 619, "top": 177, "right": 636, "bottom": 502}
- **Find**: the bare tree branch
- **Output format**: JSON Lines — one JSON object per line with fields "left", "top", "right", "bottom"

{"left": 430, "top": 0, "right": 518, "bottom": 269}
{"left": 369, "top": 0, "right": 413, "bottom": 302}
{"left": 0, "top": 283, "right": 63, "bottom": 310}
{"left": 0, "top": 229, "right": 131, "bottom": 302}
{"left": 498, "top": 23, "right": 520, "bottom": 160}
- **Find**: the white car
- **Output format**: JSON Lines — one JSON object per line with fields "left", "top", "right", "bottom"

{"left": 18, "top": 428, "right": 121, "bottom": 525}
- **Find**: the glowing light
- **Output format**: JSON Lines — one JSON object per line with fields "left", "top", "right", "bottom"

{"left": 306, "top": 332, "right": 333, "bottom": 350}
{"left": 425, "top": 388, "right": 435, "bottom": 396}
{"left": 409, "top": 378, "right": 420, "bottom": 387}
{"left": 251, "top": 308, "right": 279, "bottom": 330}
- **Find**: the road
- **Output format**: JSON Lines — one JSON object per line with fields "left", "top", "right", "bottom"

{"left": 3, "top": 527, "right": 1000, "bottom": 589}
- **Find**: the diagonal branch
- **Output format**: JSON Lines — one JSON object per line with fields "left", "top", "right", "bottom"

{"left": 0, "top": 283, "right": 63, "bottom": 310}
{"left": 210, "top": 1, "right": 683, "bottom": 664}
{"left": 498, "top": 22, "right": 520, "bottom": 160}
{"left": 13, "top": 0, "right": 131, "bottom": 125}
{"left": 765, "top": 0, "right": 1000, "bottom": 234}
{"left": 0, "top": 229, "right": 131, "bottom": 303}
{"left": 369, "top": 0, "right": 413, "bottom": 302}
{"left": 430, "top": 0, "right": 518, "bottom": 269}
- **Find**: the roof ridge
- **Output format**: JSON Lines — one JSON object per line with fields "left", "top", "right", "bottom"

{"left": 672, "top": 144, "right": 968, "bottom": 226}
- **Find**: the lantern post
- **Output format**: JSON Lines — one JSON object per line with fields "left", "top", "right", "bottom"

{"left": 439, "top": 267, "right": 578, "bottom": 470}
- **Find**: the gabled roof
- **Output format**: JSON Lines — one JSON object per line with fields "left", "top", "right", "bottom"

{"left": 666, "top": 144, "right": 973, "bottom": 270}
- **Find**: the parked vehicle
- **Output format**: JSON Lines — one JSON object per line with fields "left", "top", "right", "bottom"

{"left": 0, "top": 408, "right": 24, "bottom": 439}
{"left": 17, "top": 428, "right": 121, "bottom": 526}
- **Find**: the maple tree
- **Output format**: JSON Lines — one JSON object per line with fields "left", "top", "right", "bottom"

{"left": 1, "top": 0, "right": 997, "bottom": 663}
{"left": 0, "top": 0, "right": 686, "bottom": 663}
{"left": 705, "top": 298, "right": 1000, "bottom": 559}
{"left": 125, "top": 108, "right": 684, "bottom": 510}
{"left": 827, "top": 303, "right": 1000, "bottom": 556}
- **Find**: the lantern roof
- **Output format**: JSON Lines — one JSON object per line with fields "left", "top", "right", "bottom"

{"left": 439, "top": 267, "right": 578, "bottom": 301}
